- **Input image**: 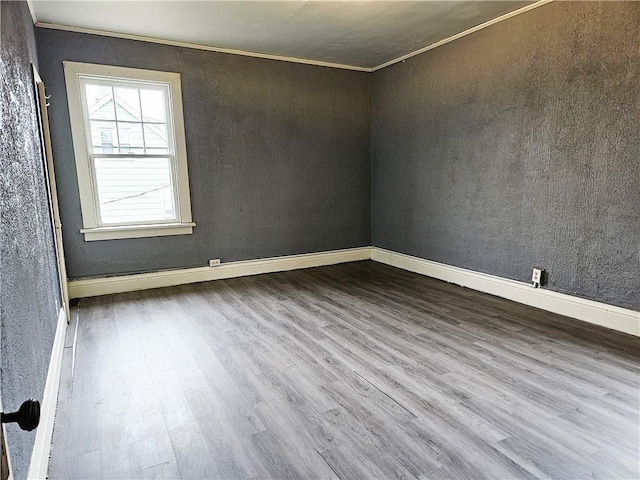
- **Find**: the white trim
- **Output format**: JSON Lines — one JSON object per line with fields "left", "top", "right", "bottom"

{"left": 36, "top": 1, "right": 551, "bottom": 74}
{"left": 63, "top": 62, "right": 96, "bottom": 229}
{"left": 26, "top": 0, "right": 37, "bottom": 24}
{"left": 63, "top": 61, "right": 194, "bottom": 240}
{"left": 66, "top": 245, "right": 638, "bottom": 337}
{"left": 27, "top": 308, "right": 68, "bottom": 480}
{"left": 371, "top": 0, "right": 554, "bottom": 71}
{"left": 34, "top": 66, "right": 71, "bottom": 325}
{"left": 0, "top": 401, "right": 14, "bottom": 480}
{"left": 371, "top": 248, "right": 640, "bottom": 337}
{"left": 81, "top": 222, "right": 195, "bottom": 241}
{"left": 36, "top": 23, "right": 371, "bottom": 73}
{"left": 68, "top": 247, "right": 372, "bottom": 298}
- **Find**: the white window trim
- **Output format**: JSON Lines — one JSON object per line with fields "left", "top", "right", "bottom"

{"left": 80, "top": 222, "right": 196, "bottom": 241}
{"left": 63, "top": 61, "right": 194, "bottom": 241}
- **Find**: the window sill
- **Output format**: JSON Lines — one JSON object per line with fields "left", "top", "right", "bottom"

{"left": 81, "top": 222, "right": 195, "bottom": 241}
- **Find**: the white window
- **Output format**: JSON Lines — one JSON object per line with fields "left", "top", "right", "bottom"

{"left": 63, "top": 62, "right": 194, "bottom": 241}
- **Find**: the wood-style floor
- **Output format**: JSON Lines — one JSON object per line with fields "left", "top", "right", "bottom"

{"left": 49, "top": 261, "right": 639, "bottom": 480}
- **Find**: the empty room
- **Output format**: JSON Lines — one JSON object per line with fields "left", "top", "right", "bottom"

{"left": 1, "top": 0, "right": 638, "bottom": 479}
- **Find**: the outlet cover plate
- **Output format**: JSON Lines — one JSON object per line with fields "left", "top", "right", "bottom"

{"left": 532, "top": 267, "right": 543, "bottom": 284}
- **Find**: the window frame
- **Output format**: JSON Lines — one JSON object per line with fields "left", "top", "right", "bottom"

{"left": 63, "top": 61, "right": 194, "bottom": 241}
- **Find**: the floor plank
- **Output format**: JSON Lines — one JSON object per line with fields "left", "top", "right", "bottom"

{"left": 49, "top": 261, "right": 639, "bottom": 479}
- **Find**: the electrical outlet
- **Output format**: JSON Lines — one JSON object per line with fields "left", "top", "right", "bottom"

{"left": 209, "top": 259, "right": 221, "bottom": 267}
{"left": 532, "top": 267, "right": 543, "bottom": 288}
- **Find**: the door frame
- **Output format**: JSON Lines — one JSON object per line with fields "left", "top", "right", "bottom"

{"left": 32, "top": 65, "right": 70, "bottom": 322}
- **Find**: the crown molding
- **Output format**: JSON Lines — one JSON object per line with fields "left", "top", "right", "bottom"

{"left": 372, "top": 0, "right": 554, "bottom": 72}
{"left": 35, "top": 1, "right": 553, "bottom": 74}
{"left": 26, "top": 0, "right": 38, "bottom": 24}
{"left": 34, "top": 22, "right": 372, "bottom": 72}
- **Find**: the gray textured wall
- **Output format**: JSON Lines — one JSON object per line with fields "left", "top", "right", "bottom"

{"left": 0, "top": 2, "right": 61, "bottom": 478}
{"left": 36, "top": 28, "right": 371, "bottom": 279}
{"left": 371, "top": 1, "right": 640, "bottom": 310}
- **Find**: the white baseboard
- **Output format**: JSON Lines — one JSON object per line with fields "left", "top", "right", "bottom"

{"left": 27, "top": 307, "right": 67, "bottom": 480}
{"left": 68, "top": 247, "right": 372, "bottom": 299}
{"left": 371, "top": 248, "right": 639, "bottom": 337}
{"left": 67, "top": 246, "right": 639, "bottom": 337}
{"left": 1, "top": 401, "right": 14, "bottom": 480}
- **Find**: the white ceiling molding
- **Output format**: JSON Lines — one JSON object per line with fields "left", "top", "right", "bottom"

{"left": 34, "top": 1, "right": 554, "bottom": 73}
{"left": 26, "top": 0, "right": 38, "bottom": 24}
{"left": 372, "top": 0, "right": 554, "bottom": 71}
{"left": 35, "top": 22, "right": 372, "bottom": 72}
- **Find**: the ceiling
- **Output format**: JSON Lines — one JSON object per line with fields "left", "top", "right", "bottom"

{"left": 32, "top": 1, "right": 538, "bottom": 70}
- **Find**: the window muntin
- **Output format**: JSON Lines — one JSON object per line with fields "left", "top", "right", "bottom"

{"left": 64, "top": 62, "right": 193, "bottom": 240}
{"left": 82, "top": 79, "right": 171, "bottom": 156}
{"left": 79, "top": 77, "right": 177, "bottom": 226}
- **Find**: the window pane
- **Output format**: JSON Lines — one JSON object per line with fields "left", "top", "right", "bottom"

{"left": 140, "top": 88, "right": 166, "bottom": 123}
{"left": 117, "top": 123, "right": 144, "bottom": 154}
{"left": 85, "top": 84, "right": 115, "bottom": 120}
{"left": 114, "top": 87, "right": 141, "bottom": 122}
{"left": 94, "top": 156, "right": 176, "bottom": 225}
{"left": 144, "top": 124, "right": 169, "bottom": 150}
{"left": 90, "top": 120, "right": 118, "bottom": 153}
